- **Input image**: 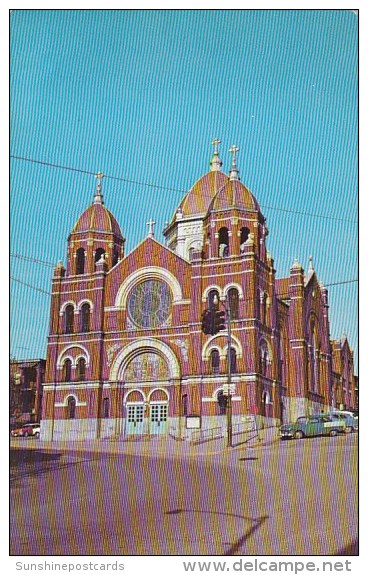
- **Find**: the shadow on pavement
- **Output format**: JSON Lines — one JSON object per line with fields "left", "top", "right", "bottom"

{"left": 334, "top": 539, "right": 359, "bottom": 555}
{"left": 165, "top": 507, "right": 268, "bottom": 555}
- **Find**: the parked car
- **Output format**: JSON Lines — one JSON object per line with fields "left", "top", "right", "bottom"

{"left": 280, "top": 414, "right": 345, "bottom": 440}
{"left": 330, "top": 411, "right": 358, "bottom": 433}
{"left": 11, "top": 423, "right": 40, "bottom": 438}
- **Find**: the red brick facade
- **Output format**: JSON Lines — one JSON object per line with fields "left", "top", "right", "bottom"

{"left": 41, "top": 149, "right": 357, "bottom": 440}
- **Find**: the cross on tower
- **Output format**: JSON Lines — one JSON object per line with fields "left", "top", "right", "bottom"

{"left": 210, "top": 137, "right": 223, "bottom": 172}
{"left": 229, "top": 145, "right": 240, "bottom": 181}
{"left": 211, "top": 137, "right": 221, "bottom": 154}
{"left": 229, "top": 145, "right": 239, "bottom": 167}
{"left": 95, "top": 172, "right": 104, "bottom": 190}
{"left": 146, "top": 218, "right": 155, "bottom": 238}
{"left": 94, "top": 172, "right": 104, "bottom": 204}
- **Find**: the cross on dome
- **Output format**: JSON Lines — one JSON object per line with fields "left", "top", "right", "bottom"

{"left": 210, "top": 137, "right": 223, "bottom": 172}
{"left": 94, "top": 172, "right": 104, "bottom": 204}
{"left": 146, "top": 218, "right": 155, "bottom": 238}
{"left": 229, "top": 145, "right": 240, "bottom": 181}
{"left": 212, "top": 137, "right": 221, "bottom": 154}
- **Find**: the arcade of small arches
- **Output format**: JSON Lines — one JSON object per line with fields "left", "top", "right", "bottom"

{"left": 60, "top": 300, "right": 93, "bottom": 334}
{"left": 74, "top": 246, "right": 121, "bottom": 275}
{"left": 215, "top": 225, "right": 252, "bottom": 258}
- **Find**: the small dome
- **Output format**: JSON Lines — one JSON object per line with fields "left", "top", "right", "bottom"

{"left": 72, "top": 202, "right": 123, "bottom": 238}
{"left": 173, "top": 170, "right": 229, "bottom": 221}
{"left": 209, "top": 179, "right": 260, "bottom": 213}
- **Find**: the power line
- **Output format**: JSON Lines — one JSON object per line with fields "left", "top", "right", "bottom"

{"left": 10, "top": 276, "right": 51, "bottom": 296}
{"left": 10, "top": 155, "right": 185, "bottom": 194}
{"left": 324, "top": 279, "right": 358, "bottom": 288}
{"left": 10, "top": 253, "right": 56, "bottom": 268}
{"left": 10, "top": 154, "right": 358, "bottom": 225}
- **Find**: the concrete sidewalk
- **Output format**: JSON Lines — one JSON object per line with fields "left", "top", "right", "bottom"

{"left": 15, "top": 425, "right": 280, "bottom": 459}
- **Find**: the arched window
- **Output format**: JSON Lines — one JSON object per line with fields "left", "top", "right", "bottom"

{"left": 94, "top": 248, "right": 105, "bottom": 270}
{"left": 189, "top": 247, "right": 196, "bottom": 262}
{"left": 76, "top": 357, "right": 86, "bottom": 382}
{"left": 103, "top": 397, "right": 110, "bottom": 419}
{"left": 218, "top": 227, "right": 229, "bottom": 257}
{"left": 182, "top": 394, "right": 188, "bottom": 417}
{"left": 67, "top": 396, "right": 76, "bottom": 419}
{"left": 64, "top": 305, "right": 74, "bottom": 334}
{"left": 261, "top": 390, "right": 270, "bottom": 417}
{"left": 80, "top": 303, "right": 91, "bottom": 333}
{"left": 311, "top": 325, "right": 319, "bottom": 393}
{"left": 228, "top": 288, "right": 239, "bottom": 320}
{"left": 76, "top": 248, "right": 85, "bottom": 275}
{"left": 112, "top": 248, "right": 119, "bottom": 268}
{"left": 210, "top": 349, "right": 220, "bottom": 375}
{"left": 230, "top": 347, "right": 237, "bottom": 374}
{"left": 240, "top": 227, "right": 250, "bottom": 253}
{"left": 262, "top": 292, "right": 267, "bottom": 325}
{"left": 208, "top": 289, "right": 220, "bottom": 312}
{"left": 217, "top": 390, "right": 227, "bottom": 415}
{"left": 62, "top": 359, "right": 72, "bottom": 382}
{"left": 259, "top": 342, "right": 270, "bottom": 376}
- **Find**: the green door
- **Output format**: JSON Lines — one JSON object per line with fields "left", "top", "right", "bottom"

{"left": 150, "top": 403, "right": 168, "bottom": 435}
{"left": 126, "top": 404, "right": 145, "bottom": 435}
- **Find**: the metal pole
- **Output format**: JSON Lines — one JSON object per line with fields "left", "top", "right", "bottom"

{"left": 226, "top": 304, "right": 232, "bottom": 448}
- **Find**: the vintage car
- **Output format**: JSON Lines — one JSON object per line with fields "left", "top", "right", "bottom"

{"left": 330, "top": 411, "right": 358, "bottom": 433}
{"left": 11, "top": 423, "right": 40, "bottom": 438}
{"left": 280, "top": 414, "right": 345, "bottom": 440}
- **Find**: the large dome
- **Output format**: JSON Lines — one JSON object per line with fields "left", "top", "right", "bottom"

{"left": 72, "top": 201, "right": 123, "bottom": 238}
{"left": 173, "top": 170, "right": 229, "bottom": 221}
{"left": 208, "top": 178, "right": 260, "bottom": 213}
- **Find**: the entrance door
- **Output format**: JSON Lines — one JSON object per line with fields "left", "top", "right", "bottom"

{"left": 150, "top": 403, "right": 168, "bottom": 435}
{"left": 125, "top": 404, "right": 145, "bottom": 435}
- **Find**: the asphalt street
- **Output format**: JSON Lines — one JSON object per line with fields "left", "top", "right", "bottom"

{"left": 10, "top": 433, "right": 358, "bottom": 556}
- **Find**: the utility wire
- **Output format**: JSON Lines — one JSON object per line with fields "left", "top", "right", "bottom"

{"left": 10, "top": 154, "right": 358, "bottom": 225}
{"left": 10, "top": 253, "right": 56, "bottom": 268}
{"left": 10, "top": 155, "right": 185, "bottom": 194}
{"left": 10, "top": 276, "right": 51, "bottom": 296}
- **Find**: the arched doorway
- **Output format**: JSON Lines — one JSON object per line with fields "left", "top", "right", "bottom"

{"left": 125, "top": 389, "right": 145, "bottom": 435}
{"left": 148, "top": 389, "right": 169, "bottom": 435}
{"left": 121, "top": 350, "right": 171, "bottom": 437}
{"left": 110, "top": 339, "right": 180, "bottom": 438}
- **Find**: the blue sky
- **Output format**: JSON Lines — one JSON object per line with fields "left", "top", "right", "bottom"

{"left": 10, "top": 9, "right": 358, "bottom": 369}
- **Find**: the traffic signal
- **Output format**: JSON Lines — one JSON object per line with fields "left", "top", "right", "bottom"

{"left": 202, "top": 309, "right": 227, "bottom": 335}
{"left": 201, "top": 309, "right": 215, "bottom": 335}
{"left": 214, "top": 310, "right": 226, "bottom": 333}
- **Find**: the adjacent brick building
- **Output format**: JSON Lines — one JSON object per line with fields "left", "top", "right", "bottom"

{"left": 41, "top": 143, "right": 357, "bottom": 440}
{"left": 10, "top": 359, "right": 45, "bottom": 426}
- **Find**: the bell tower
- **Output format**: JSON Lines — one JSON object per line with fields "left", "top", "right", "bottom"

{"left": 66, "top": 173, "right": 125, "bottom": 276}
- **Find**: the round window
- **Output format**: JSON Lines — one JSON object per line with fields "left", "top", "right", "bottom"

{"left": 127, "top": 279, "right": 172, "bottom": 328}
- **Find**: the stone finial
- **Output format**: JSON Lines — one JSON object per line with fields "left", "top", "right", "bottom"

{"left": 308, "top": 255, "right": 314, "bottom": 273}
{"left": 291, "top": 258, "right": 302, "bottom": 270}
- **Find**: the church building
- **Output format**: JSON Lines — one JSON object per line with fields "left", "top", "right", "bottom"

{"left": 41, "top": 141, "right": 357, "bottom": 441}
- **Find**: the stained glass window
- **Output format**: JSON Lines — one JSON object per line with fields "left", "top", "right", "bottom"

{"left": 127, "top": 280, "right": 172, "bottom": 328}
